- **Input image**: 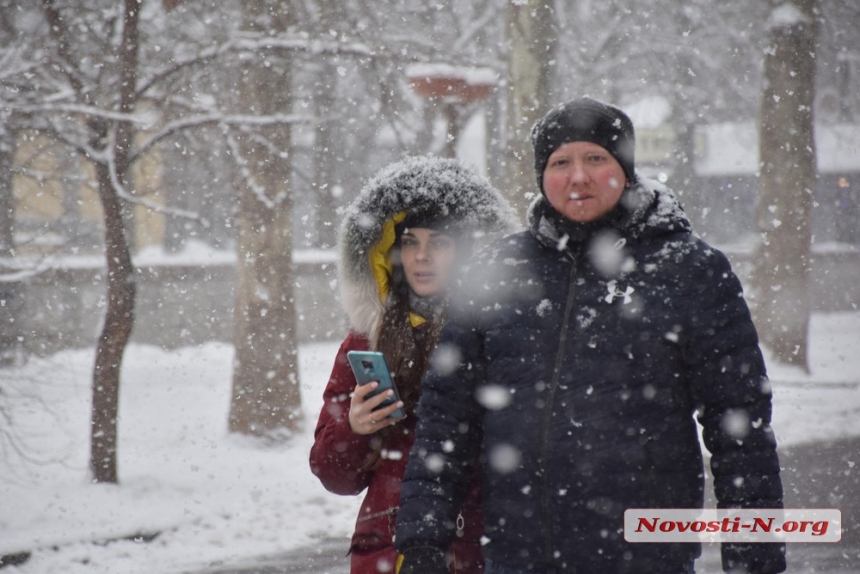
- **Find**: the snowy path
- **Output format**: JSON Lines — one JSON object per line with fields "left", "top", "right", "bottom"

{"left": 1, "top": 312, "right": 858, "bottom": 573}
{"left": 193, "top": 436, "right": 860, "bottom": 574}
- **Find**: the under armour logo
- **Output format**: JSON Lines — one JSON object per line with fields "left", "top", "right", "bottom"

{"left": 604, "top": 280, "right": 634, "bottom": 304}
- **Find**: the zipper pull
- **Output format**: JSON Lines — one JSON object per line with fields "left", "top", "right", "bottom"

{"left": 456, "top": 512, "right": 465, "bottom": 538}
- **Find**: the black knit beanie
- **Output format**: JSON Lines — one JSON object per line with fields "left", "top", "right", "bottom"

{"left": 530, "top": 96, "right": 637, "bottom": 194}
{"left": 396, "top": 208, "right": 465, "bottom": 239}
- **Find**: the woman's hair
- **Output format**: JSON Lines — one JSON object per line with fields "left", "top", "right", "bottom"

{"left": 377, "top": 265, "right": 445, "bottom": 407}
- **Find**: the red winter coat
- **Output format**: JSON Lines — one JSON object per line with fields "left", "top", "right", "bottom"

{"left": 309, "top": 330, "right": 484, "bottom": 574}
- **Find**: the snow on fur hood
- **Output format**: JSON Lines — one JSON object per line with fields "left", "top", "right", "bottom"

{"left": 338, "top": 155, "right": 519, "bottom": 338}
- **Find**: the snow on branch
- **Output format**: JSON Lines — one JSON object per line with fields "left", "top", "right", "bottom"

{"left": 13, "top": 103, "right": 151, "bottom": 125}
{"left": 230, "top": 35, "right": 375, "bottom": 58}
{"left": 134, "top": 43, "right": 229, "bottom": 99}
{"left": 136, "top": 35, "right": 376, "bottom": 101}
{"left": 102, "top": 134, "right": 199, "bottom": 221}
{"left": 222, "top": 127, "right": 287, "bottom": 211}
{"left": 132, "top": 112, "right": 309, "bottom": 163}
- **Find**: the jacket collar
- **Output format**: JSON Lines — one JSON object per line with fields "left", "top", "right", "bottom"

{"left": 527, "top": 178, "right": 691, "bottom": 254}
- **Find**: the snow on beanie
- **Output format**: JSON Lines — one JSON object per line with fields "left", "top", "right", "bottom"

{"left": 530, "top": 96, "right": 637, "bottom": 194}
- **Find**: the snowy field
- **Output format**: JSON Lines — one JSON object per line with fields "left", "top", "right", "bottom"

{"left": 1, "top": 311, "right": 858, "bottom": 573}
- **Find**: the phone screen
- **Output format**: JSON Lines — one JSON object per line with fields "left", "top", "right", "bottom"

{"left": 346, "top": 351, "right": 405, "bottom": 419}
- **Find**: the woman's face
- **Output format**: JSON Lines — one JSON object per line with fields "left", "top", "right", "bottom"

{"left": 542, "top": 141, "right": 627, "bottom": 223}
{"left": 399, "top": 227, "right": 457, "bottom": 298}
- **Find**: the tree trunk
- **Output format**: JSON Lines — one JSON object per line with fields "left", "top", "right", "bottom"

{"left": 312, "top": 61, "right": 340, "bottom": 249}
{"left": 504, "top": 0, "right": 558, "bottom": 223}
{"left": 671, "top": 119, "right": 700, "bottom": 220}
{"left": 89, "top": 0, "right": 140, "bottom": 483}
{"left": 229, "top": 0, "right": 302, "bottom": 438}
{"left": 0, "top": 125, "right": 14, "bottom": 259}
{"left": 666, "top": 8, "right": 702, "bottom": 227}
{"left": 751, "top": 0, "right": 819, "bottom": 371}
{"left": 90, "top": 160, "right": 136, "bottom": 483}
{"left": 0, "top": 122, "right": 23, "bottom": 366}
{"left": 312, "top": 1, "right": 347, "bottom": 250}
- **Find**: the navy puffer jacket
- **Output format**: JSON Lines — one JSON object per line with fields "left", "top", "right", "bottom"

{"left": 396, "top": 180, "right": 785, "bottom": 573}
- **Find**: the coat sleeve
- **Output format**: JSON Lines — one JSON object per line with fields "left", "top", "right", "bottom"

{"left": 309, "top": 332, "right": 376, "bottom": 495}
{"left": 395, "top": 294, "right": 486, "bottom": 553}
{"left": 683, "top": 246, "right": 786, "bottom": 573}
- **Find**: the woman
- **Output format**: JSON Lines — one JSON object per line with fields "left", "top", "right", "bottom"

{"left": 309, "top": 155, "right": 516, "bottom": 574}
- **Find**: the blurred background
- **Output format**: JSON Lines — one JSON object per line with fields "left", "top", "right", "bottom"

{"left": 1, "top": 0, "right": 858, "bottom": 445}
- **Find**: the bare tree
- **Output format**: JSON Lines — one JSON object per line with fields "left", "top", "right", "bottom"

{"left": 0, "top": 0, "right": 17, "bottom": 258}
{"left": 35, "top": 0, "right": 144, "bottom": 483}
{"left": 227, "top": 0, "right": 302, "bottom": 437}
{"left": 224, "top": 0, "right": 514, "bottom": 436}
{"left": 0, "top": 114, "right": 14, "bottom": 260}
{"left": 750, "top": 0, "right": 820, "bottom": 371}
{"left": 0, "top": 3, "right": 27, "bottom": 366}
{"left": 306, "top": 1, "right": 348, "bottom": 250}
{"left": 6, "top": 0, "right": 319, "bottom": 476}
{"left": 0, "top": 116, "right": 21, "bottom": 366}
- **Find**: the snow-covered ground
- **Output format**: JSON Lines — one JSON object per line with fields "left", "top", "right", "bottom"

{"left": 1, "top": 312, "right": 858, "bottom": 573}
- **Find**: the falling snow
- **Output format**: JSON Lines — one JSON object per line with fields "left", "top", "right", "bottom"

{"left": 0, "top": 315, "right": 858, "bottom": 573}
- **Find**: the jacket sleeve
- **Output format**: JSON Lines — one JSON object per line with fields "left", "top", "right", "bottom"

{"left": 309, "top": 332, "right": 376, "bottom": 495}
{"left": 395, "top": 296, "right": 486, "bottom": 554}
{"left": 683, "top": 246, "right": 786, "bottom": 573}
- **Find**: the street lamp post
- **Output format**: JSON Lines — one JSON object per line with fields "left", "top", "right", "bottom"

{"left": 406, "top": 64, "right": 497, "bottom": 158}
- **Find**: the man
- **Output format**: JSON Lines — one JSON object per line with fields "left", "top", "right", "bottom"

{"left": 394, "top": 97, "right": 785, "bottom": 573}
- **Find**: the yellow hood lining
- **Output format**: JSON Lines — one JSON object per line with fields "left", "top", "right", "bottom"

{"left": 368, "top": 212, "right": 426, "bottom": 327}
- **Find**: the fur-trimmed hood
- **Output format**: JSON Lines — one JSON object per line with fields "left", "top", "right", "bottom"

{"left": 338, "top": 155, "right": 519, "bottom": 338}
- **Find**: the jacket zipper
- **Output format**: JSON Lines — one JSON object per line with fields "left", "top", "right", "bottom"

{"left": 539, "top": 257, "right": 579, "bottom": 564}
{"left": 357, "top": 506, "right": 399, "bottom": 541}
{"left": 355, "top": 506, "right": 398, "bottom": 522}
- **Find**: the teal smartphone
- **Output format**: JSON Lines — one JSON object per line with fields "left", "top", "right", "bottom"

{"left": 346, "top": 351, "right": 406, "bottom": 419}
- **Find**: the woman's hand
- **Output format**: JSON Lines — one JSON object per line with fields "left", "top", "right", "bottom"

{"left": 348, "top": 382, "right": 405, "bottom": 435}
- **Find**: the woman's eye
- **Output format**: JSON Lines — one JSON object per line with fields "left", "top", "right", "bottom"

{"left": 431, "top": 239, "right": 453, "bottom": 249}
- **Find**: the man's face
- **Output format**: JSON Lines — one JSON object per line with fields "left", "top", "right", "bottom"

{"left": 542, "top": 141, "right": 627, "bottom": 223}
